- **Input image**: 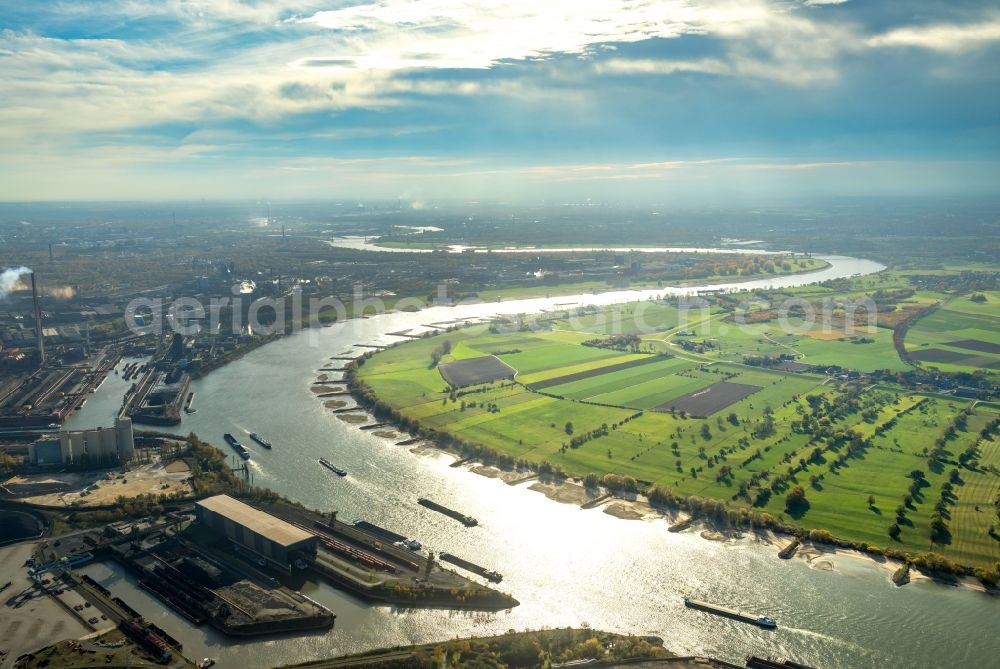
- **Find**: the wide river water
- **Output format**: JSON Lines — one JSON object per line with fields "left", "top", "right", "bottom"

{"left": 72, "top": 254, "right": 998, "bottom": 669}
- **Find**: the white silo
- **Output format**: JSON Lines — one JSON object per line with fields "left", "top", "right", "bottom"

{"left": 115, "top": 417, "right": 135, "bottom": 461}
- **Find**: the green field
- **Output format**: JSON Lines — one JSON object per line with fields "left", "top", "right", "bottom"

{"left": 636, "top": 312, "right": 908, "bottom": 373}
{"left": 904, "top": 291, "right": 1000, "bottom": 375}
{"left": 358, "top": 284, "right": 1000, "bottom": 572}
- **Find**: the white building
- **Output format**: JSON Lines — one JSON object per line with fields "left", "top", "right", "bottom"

{"left": 43, "top": 417, "right": 135, "bottom": 467}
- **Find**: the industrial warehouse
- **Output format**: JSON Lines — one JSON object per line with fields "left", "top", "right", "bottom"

{"left": 195, "top": 495, "right": 318, "bottom": 573}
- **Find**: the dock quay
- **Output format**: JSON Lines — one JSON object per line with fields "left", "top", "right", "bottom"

{"left": 258, "top": 510, "right": 516, "bottom": 610}
{"left": 72, "top": 571, "right": 182, "bottom": 663}
{"left": 580, "top": 493, "right": 611, "bottom": 509}
{"left": 352, "top": 519, "right": 407, "bottom": 544}
{"left": 439, "top": 553, "right": 502, "bottom": 583}
{"left": 395, "top": 437, "right": 421, "bottom": 446}
{"left": 329, "top": 356, "right": 358, "bottom": 361}
{"left": 684, "top": 597, "right": 777, "bottom": 629}
{"left": 353, "top": 344, "right": 386, "bottom": 349}
{"left": 317, "top": 391, "right": 352, "bottom": 397}
{"left": 387, "top": 329, "right": 423, "bottom": 338}
{"left": 318, "top": 367, "right": 347, "bottom": 372}
{"left": 332, "top": 407, "right": 362, "bottom": 414}
{"left": 778, "top": 539, "right": 800, "bottom": 559}
{"left": 746, "top": 656, "right": 818, "bottom": 669}
{"left": 102, "top": 524, "right": 335, "bottom": 637}
{"left": 668, "top": 518, "right": 695, "bottom": 533}
{"left": 418, "top": 497, "right": 478, "bottom": 527}
{"left": 359, "top": 422, "right": 389, "bottom": 431}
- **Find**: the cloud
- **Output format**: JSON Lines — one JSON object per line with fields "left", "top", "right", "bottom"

{"left": 868, "top": 17, "right": 1000, "bottom": 52}
{"left": 296, "top": 0, "right": 699, "bottom": 70}
{"left": 596, "top": 58, "right": 731, "bottom": 76}
{"left": 740, "top": 161, "right": 878, "bottom": 170}
{"left": 2, "top": 1, "right": 1000, "bottom": 201}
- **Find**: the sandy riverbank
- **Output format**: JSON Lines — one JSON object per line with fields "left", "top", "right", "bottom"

{"left": 757, "top": 530, "right": 938, "bottom": 583}
{"left": 336, "top": 413, "right": 369, "bottom": 424}
{"left": 471, "top": 464, "right": 532, "bottom": 484}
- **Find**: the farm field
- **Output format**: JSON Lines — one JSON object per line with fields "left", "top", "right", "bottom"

{"left": 356, "top": 286, "right": 1000, "bottom": 571}
{"left": 904, "top": 292, "right": 1000, "bottom": 375}
{"left": 651, "top": 314, "right": 908, "bottom": 372}
{"left": 545, "top": 302, "right": 709, "bottom": 336}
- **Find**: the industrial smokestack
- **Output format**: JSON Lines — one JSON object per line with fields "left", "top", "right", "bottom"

{"left": 31, "top": 272, "right": 45, "bottom": 364}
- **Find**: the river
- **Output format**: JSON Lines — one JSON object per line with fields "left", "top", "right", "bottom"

{"left": 72, "top": 254, "right": 998, "bottom": 668}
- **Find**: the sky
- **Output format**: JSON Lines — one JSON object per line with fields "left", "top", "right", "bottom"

{"left": 1, "top": 0, "right": 999, "bottom": 203}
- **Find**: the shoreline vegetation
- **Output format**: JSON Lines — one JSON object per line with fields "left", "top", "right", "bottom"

{"left": 279, "top": 627, "right": 677, "bottom": 668}
{"left": 342, "top": 338, "right": 1000, "bottom": 593}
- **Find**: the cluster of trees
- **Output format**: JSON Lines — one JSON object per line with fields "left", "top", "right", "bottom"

{"left": 928, "top": 469, "right": 962, "bottom": 545}
{"left": 409, "top": 628, "right": 670, "bottom": 668}
{"left": 581, "top": 333, "right": 643, "bottom": 352}
{"left": 600, "top": 473, "right": 638, "bottom": 494}
{"left": 742, "top": 353, "right": 797, "bottom": 368}
{"left": 429, "top": 339, "right": 452, "bottom": 367}
{"left": 67, "top": 493, "right": 166, "bottom": 525}
{"left": 675, "top": 338, "right": 718, "bottom": 354}
{"left": 907, "top": 271, "right": 998, "bottom": 294}
{"left": 785, "top": 486, "right": 809, "bottom": 515}
{"left": 753, "top": 410, "right": 776, "bottom": 439}
{"left": 566, "top": 423, "right": 608, "bottom": 448}
{"left": 793, "top": 392, "right": 866, "bottom": 431}
{"left": 460, "top": 399, "right": 500, "bottom": 413}
{"left": 869, "top": 366, "right": 998, "bottom": 394}
{"left": 890, "top": 469, "right": 928, "bottom": 539}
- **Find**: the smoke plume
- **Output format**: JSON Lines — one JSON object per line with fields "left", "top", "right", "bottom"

{"left": 44, "top": 285, "right": 76, "bottom": 300}
{"left": 0, "top": 266, "right": 31, "bottom": 299}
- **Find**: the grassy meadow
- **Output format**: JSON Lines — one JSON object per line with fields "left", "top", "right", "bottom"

{"left": 357, "top": 279, "right": 1000, "bottom": 572}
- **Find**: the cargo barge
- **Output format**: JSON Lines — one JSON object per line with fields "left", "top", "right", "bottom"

{"left": 319, "top": 458, "right": 347, "bottom": 476}
{"left": 439, "top": 553, "right": 502, "bottom": 583}
{"left": 249, "top": 432, "right": 272, "bottom": 449}
{"left": 417, "top": 497, "right": 478, "bottom": 527}
{"left": 352, "top": 519, "right": 421, "bottom": 551}
{"left": 684, "top": 597, "right": 776, "bottom": 629}
{"left": 223, "top": 433, "right": 250, "bottom": 460}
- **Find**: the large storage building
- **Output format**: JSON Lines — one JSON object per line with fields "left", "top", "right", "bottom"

{"left": 61, "top": 417, "right": 134, "bottom": 466}
{"left": 195, "top": 495, "right": 317, "bottom": 572}
{"left": 28, "top": 417, "right": 134, "bottom": 467}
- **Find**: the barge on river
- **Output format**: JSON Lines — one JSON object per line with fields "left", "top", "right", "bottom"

{"left": 249, "top": 432, "right": 272, "bottom": 449}
{"left": 439, "top": 553, "right": 502, "bottom": 582}
{"left": 684, "top": 597, "right": 777, "bottom": 629}
{"left": 353, "top": 519, "right": 421, "bottom": 550}
{"left": 319, "top": 458, "right": 347, "bottom": 476}
{"left": 223, "top": 433, "right": 250, "bottom": 460}
{"left": 417, "top": 497, "right": 478, "bottom": 527}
